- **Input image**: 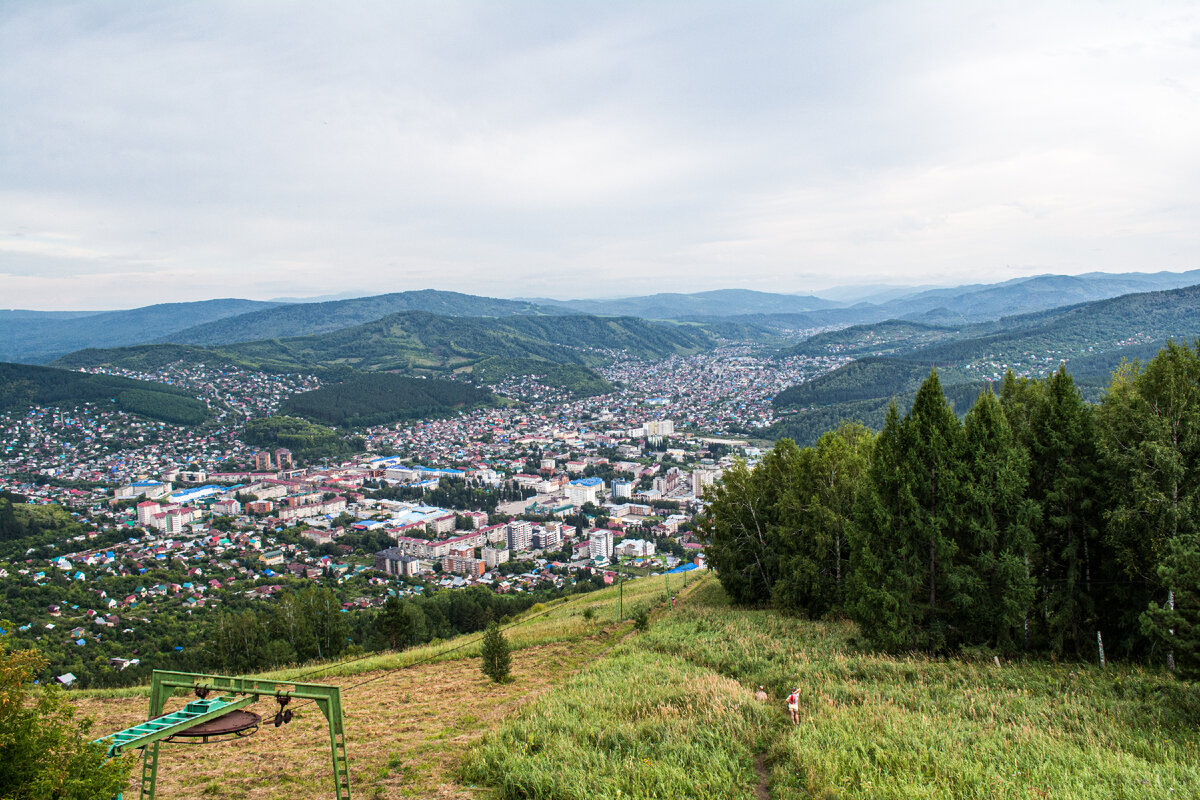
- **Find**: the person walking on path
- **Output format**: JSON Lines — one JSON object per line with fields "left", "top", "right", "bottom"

{"left": 786, "top": 687, "right": 801, "bottom": 725}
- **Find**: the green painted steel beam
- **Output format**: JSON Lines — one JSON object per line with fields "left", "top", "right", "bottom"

{"left": 98, "top": 695, "right": 256, "bottom": 757}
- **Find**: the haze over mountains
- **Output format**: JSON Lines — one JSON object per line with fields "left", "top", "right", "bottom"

{"left": 6, "top": 270, "right": 1200, "bottom": 366}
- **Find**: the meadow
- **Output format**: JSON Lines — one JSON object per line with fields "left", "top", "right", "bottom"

{"left": 463, "top": 578, "right": 1200, "bottom": 800}
{"left": 70, "top": 570, "right": 1200, "bottom": 799}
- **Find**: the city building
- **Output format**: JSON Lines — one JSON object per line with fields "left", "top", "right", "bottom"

{"left": 588, "top": 528, "right": 614, "bottom": 560}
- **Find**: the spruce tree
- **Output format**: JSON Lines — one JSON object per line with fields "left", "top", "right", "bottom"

{"left": 960, "top": 388, "right": 1036, "bottom": 651}
{"left": 1142, "top": 535, "right": 1200, "bottom": 679}
{"left": 1099, "top": 341, "right": 1200, "bottom": 658}
{"left": 902, "top": 368, "right": 965, "bottom": 652}
{"left": 849, "top": 401, "right": 922, "bottom": 651}
{"left": 1027, "top": 365, "right": 1105, "bottom": 657}
{"left": 480, "top": 620, "right": 511, "bottom": 683}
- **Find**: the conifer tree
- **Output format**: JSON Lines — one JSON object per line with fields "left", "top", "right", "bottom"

{"left": 1142, "top": 535, "right": 1200, "bottom": 679}
{"left": 1027, "top": 365, "right": 1105, "bottom": 657}
{"left": 902, "top": 368, "right": 966, "bottom": 652}
{"left": 959, "top": 388, "right": 1037, "bottom": 650}
{"left": 1099, "top": 341, "right": 1200, "bottom": 659}
{"left": 850, "top": 401, "right": 922, "bottom": 651}
{"left": 775, "top": 423, "right": 872, "bottom": 616}
{"left": 480, "top": 620, "right": 511, "bottom": 683}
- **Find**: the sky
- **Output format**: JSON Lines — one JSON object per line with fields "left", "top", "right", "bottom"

{"left": 2, "top": 1, "right": 1199, "bottom": 310}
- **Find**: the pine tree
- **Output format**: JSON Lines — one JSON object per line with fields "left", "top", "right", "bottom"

{"left": 774, "top": 423, "right": 872, "bottom": 617}
{"left": 479, "top": 621, "right": 511, "bottom": 683}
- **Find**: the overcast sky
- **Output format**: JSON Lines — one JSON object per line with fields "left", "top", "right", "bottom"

{"left": 2, "top": 1, "right": 1199, "bottom": 310}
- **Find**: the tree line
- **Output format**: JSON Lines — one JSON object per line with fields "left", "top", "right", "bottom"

{"left": 703, "top": 341, "right": 1200, "bottom": 676}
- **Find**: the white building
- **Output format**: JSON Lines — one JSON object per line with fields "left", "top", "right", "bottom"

{"left": 644, "top": 420, "right": 675, "bottom": 437}
{"left": 507, "top": 520, "right": 533, "bottom": 552}
{"left": 588, "top": 529, "right": 614, "bottom": 560}
{"left": 567, "top": 477, "right": 604, "bottom": 507}
{"left": 482, "top": 546, "right": 510, "bottom": 569}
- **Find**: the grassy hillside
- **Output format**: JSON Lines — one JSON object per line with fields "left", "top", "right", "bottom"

{"left": 70, "top": 574, "right": 1199, "bottom": 800}
{"left": 0, "top": 299, "right": 281, "bottom": 364}
{"left": 0, "top": 361, "right": 208, "bottom": 424}
{"left": 279, "top": 372, "right": 497, "bottom": 428}
{"left": 54, "top": 312, "right": 715, "bottom": 375}
{"left": 166, "top": 290, "right": 563, "bottom": 346}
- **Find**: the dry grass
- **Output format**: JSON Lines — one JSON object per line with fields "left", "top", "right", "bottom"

{"left": 72, "top": 573, "right": 700, "bottom": 799}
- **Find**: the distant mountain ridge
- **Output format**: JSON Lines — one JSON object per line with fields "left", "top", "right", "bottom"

{"left": 0, "top": 299, "right": 283, "bottom": 364}
{"left": 527, "top": 289, "right": 839, "bottom": 319}
{"left": 52, "top": 310, "right": 714, "bottom": 377}
{"left": 770, "top": 282, "right": 1200, "bottom": 445}
{"left": 163, "top": 290, "right": 564, "bottom": 346}
{"left": 7, "top": 270, "right": 1200, "bottom": 364}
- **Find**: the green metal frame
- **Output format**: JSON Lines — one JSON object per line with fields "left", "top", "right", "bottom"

{"left": 97, "top": 670, "right": 351, "bottom": 800}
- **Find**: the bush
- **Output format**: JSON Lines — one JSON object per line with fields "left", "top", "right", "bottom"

{"left": 633, "top": 609, "right": 650, "bottom": 632}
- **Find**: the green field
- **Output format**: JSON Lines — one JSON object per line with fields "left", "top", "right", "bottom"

{"left": 67, "top": 572, "right": 1200, "bottom": 799}
{"left": 464, "top": 578, "right": 1200, "bottom": 800}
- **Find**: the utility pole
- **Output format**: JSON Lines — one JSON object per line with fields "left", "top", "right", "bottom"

{"left": 617, "top": 557, "right": 624, "bottom": 620}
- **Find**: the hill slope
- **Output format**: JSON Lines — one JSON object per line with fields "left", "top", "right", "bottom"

{"left": 70, "top": 575, "right": 1200, "bottom": 800}
{"left": 0, "top": 299, "right": 282, "bottom": 364}
{"left": 770, "top": 284, "right": 1200, "bottom": 444}
{"left": 165, "top": 290, "right": 563, "bottom": 346}
{"left": 55, "top": 312, "right": 714, "bottom": 375}
{"left": 279, "top": 373, "right": 497, "bottom": 427}
{"left": 0, "top": 362, "right": 208, "bottom": 424}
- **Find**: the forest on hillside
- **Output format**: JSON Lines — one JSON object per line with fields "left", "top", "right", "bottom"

{"left": 706, "top": 341, "right": 1200, "bottom": 677}
{"left": 0, "top": 362, "right": 208, "bottom": 425}
{"left": 279, "top": 372, "right": 496, "bottom": 428}
{"left": 242, "top": 416, "right": 363, "bottom": 463}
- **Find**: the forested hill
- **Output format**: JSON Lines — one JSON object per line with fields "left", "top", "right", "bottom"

{"left": 709, "top": 345, "right": 1200, "bottom": 678}
{"left": 770, "top": 284, "right": 1200, "bottom": 445}
{"left": 279, "top": 373, "right": 497, "bottom": 428}
{"left": 0, "top": 299, "right": 281, "bottom": 364}
{"left": 54, "top": 312, "right": 713, "bottom": 375}
{"left": 0, "top": 362, "right": 208, "bottom": 424}
{"left": 778, "top": 320, "right": 959, "bottom": 358}
{"left": 163, "top": 290, "right": 564, "bottom": 346}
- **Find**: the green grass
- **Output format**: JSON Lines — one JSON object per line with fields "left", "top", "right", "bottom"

{"left": 463, "top": 576, "right": 1200, "bottom": 800}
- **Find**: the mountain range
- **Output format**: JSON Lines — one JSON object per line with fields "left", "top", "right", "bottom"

{"left": 7, "top": 270, "right": 1200, "bottom": 365}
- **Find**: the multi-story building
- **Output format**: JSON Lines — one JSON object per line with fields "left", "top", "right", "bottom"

{"left": 588, "top": 528, "right": 614, "bottom": 561}
{"left": 482, "top": 546, "right": 510, "bottom": 569}
{"left": 273, "top": 448, "right": 294, "bottom": 469}
{"left": 644, "top": 420, "right": 675, "bottom": 437}
{"left": 691, "top": 469, "right": 716, "bottom": 497}
{"left": 442, "top": 549, "right": 486, "bottom": 576}
{"left": 507, "top": 519, "right": 533, "bottom": 552}
{"left": 254, "top": 451, "right": 273, "bottom": 471}
{"left": 567, "top": 477, "right": 604, "bottom": 507}
{"left": 611, "top": 479, "right": 633, "bottom": 499}
{"left": 374, "top": 547, "right": 432, "bottom": 577}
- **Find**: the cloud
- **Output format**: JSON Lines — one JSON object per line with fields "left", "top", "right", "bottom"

{"left": 1, "top": 1, "right": 1198, "bottom": 308}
